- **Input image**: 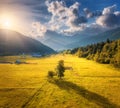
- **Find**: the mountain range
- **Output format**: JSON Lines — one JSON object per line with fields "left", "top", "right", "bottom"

{"left": 38, "top": 27, "right": 120, "bottom": 50}
{"left": 0, "top": 27, "right": 120, "bottom": 55}
{"left": 0, "top": 29, "right": 55, "bottom": 55}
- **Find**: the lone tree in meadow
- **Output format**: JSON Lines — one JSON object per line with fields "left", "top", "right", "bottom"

{"left": 56, "top": 60, "right": 65, "bottom": 79}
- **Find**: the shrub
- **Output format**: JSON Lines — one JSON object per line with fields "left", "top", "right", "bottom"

{"left": 48, "top": 71, "right": 55, "bottom": 78}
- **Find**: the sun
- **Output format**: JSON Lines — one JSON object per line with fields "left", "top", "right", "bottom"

{"left": 0, "top": 14, "right": 13, "bottom": 29}
{"left": 4, "top": 21, "right": 11, "bottom": 27}
{"left": 3, "top": 19, "right": 12, "bottom": 28}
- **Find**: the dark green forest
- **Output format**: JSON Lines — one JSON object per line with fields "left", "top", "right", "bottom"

{"left": 64, "top": 39, "right": 120, "bottom": 67}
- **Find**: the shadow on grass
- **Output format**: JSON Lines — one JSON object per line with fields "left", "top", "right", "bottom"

{"left": 48, "top": 79, "right": 119, "bottom": 108}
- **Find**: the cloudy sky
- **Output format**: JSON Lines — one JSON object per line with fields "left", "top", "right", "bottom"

{"left": 0, "top": 0, "right": 120, "bottom": 37}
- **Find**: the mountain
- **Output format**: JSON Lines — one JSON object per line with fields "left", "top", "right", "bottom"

{"left": 38, "top": 30, "right": 92, "bottom": 51}
{"left": 66, "top": 27, "right": 120, "bottom": 49}
{"left": 38, "top": 27, "right": 120, "bottom": 50}
{"left": 0, "top": 29, "right": 55, "bottom": 55}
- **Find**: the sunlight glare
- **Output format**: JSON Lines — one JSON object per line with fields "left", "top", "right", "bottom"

{"left": 0, "top": 15, "right": 13, "bottom": 29}
{"left": 4, "top": 20, "right": 11, "bottom": 28}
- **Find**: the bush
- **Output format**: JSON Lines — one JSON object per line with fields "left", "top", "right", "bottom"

{"left": 48, "top": 71, "right": 55, "bottom": 78}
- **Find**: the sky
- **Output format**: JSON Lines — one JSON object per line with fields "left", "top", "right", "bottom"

{"left": 0, "top": 0, "right": 120, "bottom": 37}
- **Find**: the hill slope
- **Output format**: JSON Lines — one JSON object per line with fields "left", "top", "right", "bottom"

{"left": 0, "top": 29, "right": 55, "bottom": 55}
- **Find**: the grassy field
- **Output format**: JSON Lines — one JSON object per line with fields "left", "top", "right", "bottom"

{"left": 0, "top": 54, "right": 120, "bottom": 108}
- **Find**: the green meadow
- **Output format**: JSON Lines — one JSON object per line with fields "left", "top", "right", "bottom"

{"left": 0, "top": 55, "right": 120, "bottom": 108}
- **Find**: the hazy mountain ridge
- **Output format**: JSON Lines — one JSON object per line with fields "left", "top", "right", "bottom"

{"left": 38, "top": 27, "right": 120, "bottom": 50}
{"left": 66, "top": 27, "right": 120, "bottom": 49}
{"left": 38, "top": 30, "right": 93, "bottom": 50}
{"left": 0, "top": 29, "right": 55, "bottom": 55}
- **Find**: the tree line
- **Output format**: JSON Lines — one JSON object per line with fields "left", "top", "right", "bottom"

{"left": 63, "top": 39, "right": 120, "bottom": 67}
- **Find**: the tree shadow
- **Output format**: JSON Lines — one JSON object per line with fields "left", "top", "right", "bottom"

{"left": 48, "top": 79, "right": 119, "bottom": 108}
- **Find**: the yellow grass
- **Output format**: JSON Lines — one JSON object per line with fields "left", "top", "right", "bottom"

{"left": 0, "top": 54, "right": 120, "bottom": 108}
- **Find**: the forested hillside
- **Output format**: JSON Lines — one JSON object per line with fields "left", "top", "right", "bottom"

{"left": 64, "top": 39, "right": 120, "bottom": 67}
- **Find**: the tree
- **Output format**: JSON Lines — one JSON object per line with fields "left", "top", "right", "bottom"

{"left": 56, "top": 60, "right": 65, "bottom": 79}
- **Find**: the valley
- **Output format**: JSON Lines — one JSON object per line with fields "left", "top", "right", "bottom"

{"left": 0, "top": 55, "right": 120, "bottom": 108}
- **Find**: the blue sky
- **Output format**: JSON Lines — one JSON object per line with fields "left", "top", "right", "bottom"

{"left": 0, "top": 0, "right": 120, "bottom": 37}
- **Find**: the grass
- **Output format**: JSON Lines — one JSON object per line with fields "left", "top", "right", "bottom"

{"left": 0, "top": 54, "right": 120, "bottom": 108}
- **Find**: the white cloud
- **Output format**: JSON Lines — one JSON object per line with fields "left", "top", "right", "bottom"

{"left": 102, "top": 4, "right": 116, "bottom": 15}
{"left": 62, "top": 24, "right": 86, "bottom": 35}
{"left": 32, "top": 22, "right": 47, "bottom": 37}
{"left": 96, "top": 5, "right": 120, "bottom": 28}
{"left": 84, "top": 8, "right": 93, "bottom": 18}
{"left": 46, "top": 1, "right": 66, "bottom": 16}
{"left": 45, "top": 1, "right": 87, "bottom": 35}
{"left": 84, "top": 8, "right": 102, "bottom": 18}
{"left": 31, "top": 2, "right": 120, "bottom": 37}
{"left": 96, "top": 14, "right": 118, "bottom": 27}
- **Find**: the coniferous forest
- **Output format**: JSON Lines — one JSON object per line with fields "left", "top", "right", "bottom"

{"left": 64, "top": 39, "right": 120, "bottom": 67}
